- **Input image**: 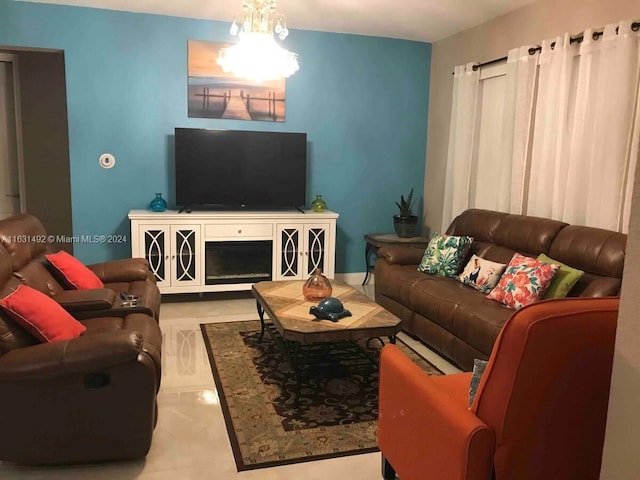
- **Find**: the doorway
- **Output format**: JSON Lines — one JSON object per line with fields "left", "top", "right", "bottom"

{"left": 0, "top": 47, "right": 73, "bottom": 252}
{"left": 0, "top": 54, "right": 24, "bottom": 220}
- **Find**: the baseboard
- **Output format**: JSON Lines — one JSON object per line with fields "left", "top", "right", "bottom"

{"left": 335, "top": 272, "right": 373, "bottom": 285}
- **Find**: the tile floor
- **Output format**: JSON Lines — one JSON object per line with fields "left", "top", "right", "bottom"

{"left": 0, "top": 284, "right": 459, "bottom": 479}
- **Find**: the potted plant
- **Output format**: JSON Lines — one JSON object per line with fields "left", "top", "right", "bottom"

{"left": 394, "top": 189, "right": 419, "bottom": 238}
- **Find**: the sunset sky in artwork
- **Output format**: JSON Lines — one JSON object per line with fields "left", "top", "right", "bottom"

{"left": 187, "top": 39, "right": 285, "bottom": 90}
{"left": 186, "top": 38, "right": 286, "bottom": 121}
{"left": 188, "top": 40, "right": 228, "bottom": 77}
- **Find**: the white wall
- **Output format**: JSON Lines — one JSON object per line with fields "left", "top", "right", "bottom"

{"left": 600, "top": 153, "right": 640, "bottom": 479}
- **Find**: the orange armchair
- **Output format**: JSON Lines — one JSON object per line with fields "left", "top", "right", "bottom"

{"left": 378, "top": 297, "right": 619, "bottom": 480}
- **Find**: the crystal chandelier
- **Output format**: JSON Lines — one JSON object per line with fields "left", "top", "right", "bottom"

{"left": 217, "top": 0, "right": 299, "bottom": 83}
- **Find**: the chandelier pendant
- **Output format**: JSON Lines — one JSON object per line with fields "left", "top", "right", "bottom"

{"left": 217, "top": 0, "right": 299, "bottom": 83}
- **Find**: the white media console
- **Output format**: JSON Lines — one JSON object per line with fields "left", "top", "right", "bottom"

{"left": 128, "top": 209, "right": 339, "bottom": 294}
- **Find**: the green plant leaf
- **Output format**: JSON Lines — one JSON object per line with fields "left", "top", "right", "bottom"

{"left": 396, "top": 188, "right": 415, "bottom": 216}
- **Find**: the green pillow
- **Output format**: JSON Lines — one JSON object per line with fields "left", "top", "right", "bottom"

{"left": 537, "top": 253, "right": 585, "bottom": 299}
{"left": 417, "top": 232, "right": 473, "bottom": 278}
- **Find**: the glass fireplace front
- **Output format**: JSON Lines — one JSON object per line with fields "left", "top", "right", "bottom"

{"left": 205, "top": 241, "right": 272, "bottom": 285}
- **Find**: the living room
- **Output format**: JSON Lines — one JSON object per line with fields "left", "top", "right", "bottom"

{"left": 0, "top": 0, "right": 639, "bottom": 478}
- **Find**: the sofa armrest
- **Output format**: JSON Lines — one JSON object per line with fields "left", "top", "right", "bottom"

{"left": 378, "top": 246, "right": 425, "bottom": 266}
{"left": 0, "top": 331, "right": 143, "bottom": 381}
{"left": 378, "top": 345, "right": 494, "bottom": 480}
{"left": 53, "top": 288, "right": 116, "bottom": 312}
{"left": 87, "top": 258, "right": 150, "bottom": 283}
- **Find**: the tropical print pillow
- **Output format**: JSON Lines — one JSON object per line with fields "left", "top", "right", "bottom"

{"left": 457, "top": 255, "right": 507, "bottom": 294}
{"left": 486, "top": 253, "right": 560, "bottom": 310}
{"left": 417, "top": 233, "right": 473, "bottom": 277}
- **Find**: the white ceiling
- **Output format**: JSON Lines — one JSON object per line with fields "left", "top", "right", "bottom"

{"left": 18, "top": 0, "right": 536, "bottom": 43}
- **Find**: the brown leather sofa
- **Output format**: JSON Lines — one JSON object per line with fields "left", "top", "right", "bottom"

{"left": 0, "top": 214, "right": 162, "bottom": 464}
{"left": 375, "top": 209, "right": 626, "bottom": 371}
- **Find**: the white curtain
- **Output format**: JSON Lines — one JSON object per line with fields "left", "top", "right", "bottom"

{"left": 443, "top": 49, "right": 538, "bottom": 228}
{"left": 501, "top": 46, "right": 539, "bottom": 214}
{"left": 443, "top": 19, "right": 640, "bottom": 233}
{"left": 441, "top": 63, "right": 479, "bottom": 231}
{"left": 576, "top": 20, "right": 640, "bottom": 231}
{"left": 469, "top": 64, "right": 507, "bottom": 212}
{"left": 528, "top": 20, "right": 640, "bottom": 231}
{"left": 526, "top": 33, "right": 579, "bottom": 220}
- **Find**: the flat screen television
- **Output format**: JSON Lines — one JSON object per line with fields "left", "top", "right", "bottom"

{"left": 175, "top": 128, "right": 307, "bottom": 210}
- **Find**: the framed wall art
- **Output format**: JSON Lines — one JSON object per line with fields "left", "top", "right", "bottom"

{"left": 187, "top": 40, "right": 286, "bottom": 122}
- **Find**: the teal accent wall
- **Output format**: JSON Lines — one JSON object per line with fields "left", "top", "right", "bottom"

{"left": 0, "top": 1, "right": 430, "bottom": 273}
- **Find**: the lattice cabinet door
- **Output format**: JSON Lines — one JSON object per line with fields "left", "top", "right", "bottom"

{"left": 303, "top": 223, "right": 330, "bottom": 278}
{"left": 275, "top": 224, "right": 302, "bottom": 280}
{"left": 139, "top": 224, "right": 171, "bottom": 288}
{"left": 169, "top": 225, "right": 202, "bottom": 287}
{"left": 275, "top": 223, "right": 332, "bottom": 280}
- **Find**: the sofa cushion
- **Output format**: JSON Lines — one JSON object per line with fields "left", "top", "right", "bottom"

{"left": 457, "top": 255, "right": 506, "bottom": 294}
{"left": 572, "top": 275, "right": 622, "bottom": 298}
{"left": 409, "top": 276, "right": 512, "bottom": 355}
{"left": 548, "top": 225, "right": 626, "bottom": 279}
{"left": 487, "top": 253, "right": 560, "bottom": 309}
{"left": 537, "top": 253, "right": 585, "bottom": 299}
{"left": 417, "top": 233, "right": 473, "bottom": 277}
{"left": 446, "top": 209, "right": 507, "bottom": 242}
{"left": 13, "top": 260, "right": 64, "bottom": 297}
{"left": 0, "top": 284, "right": 86, "bottom": 343}
{"left": 447, "top": 209, "right": 567, "bottom": 257}
{"left": 46, "top": 251, "right": 105, "bottom": 290}
{"left": 492, "top": 214, "right": 567, "bottom": 256}
{"left": 0, "top": 213, "right": 50, "bottom": 271}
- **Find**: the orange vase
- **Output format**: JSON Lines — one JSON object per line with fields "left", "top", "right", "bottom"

{"left": 303, "top": 268, "right": 332, "bottom": 301}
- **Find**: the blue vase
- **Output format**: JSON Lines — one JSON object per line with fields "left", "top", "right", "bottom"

{"left": 149, "top": 193, "right": 167, "bottom": 212}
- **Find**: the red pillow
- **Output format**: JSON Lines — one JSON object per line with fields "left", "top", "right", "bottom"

{"left": 0, "top": 285, "right": 86, "bottom": 342}
{"left": 46, "top": 251, "right": 104, "bottom": 289}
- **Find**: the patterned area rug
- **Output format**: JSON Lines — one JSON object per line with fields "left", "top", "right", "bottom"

{"left": 200, "top": 320, "right": 442, "bottom": 471}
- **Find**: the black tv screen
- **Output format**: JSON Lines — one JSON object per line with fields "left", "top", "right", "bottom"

{"left": 175, "top": 128, "right": 307, "bottom": 210}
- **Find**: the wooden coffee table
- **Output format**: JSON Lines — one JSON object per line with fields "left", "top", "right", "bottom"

{"left": 252, "top": 280, "right": 402, "bottom": 402}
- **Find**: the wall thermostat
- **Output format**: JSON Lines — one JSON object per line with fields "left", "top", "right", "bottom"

{"left": 99, "top": 153, "right": 116, "bottom": 169}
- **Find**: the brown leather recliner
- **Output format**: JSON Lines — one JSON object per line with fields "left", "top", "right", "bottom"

{"left": 0, "top": 213, "right": 160, "bottom": 320}
{"left": 0, "top": 243, "right": 161, "bottom": 464}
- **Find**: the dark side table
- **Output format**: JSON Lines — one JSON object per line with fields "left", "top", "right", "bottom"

{"left": 363, "top": 233, "right": 431, "bottom": 285}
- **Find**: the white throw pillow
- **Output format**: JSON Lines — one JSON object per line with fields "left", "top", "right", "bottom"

{"left": 457, "top": 255, "right": 506, "bottom": 294}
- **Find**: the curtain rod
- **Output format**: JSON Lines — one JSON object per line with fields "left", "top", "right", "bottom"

{"left": 452, "top": 20, "right": 639, "bottom": 74}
